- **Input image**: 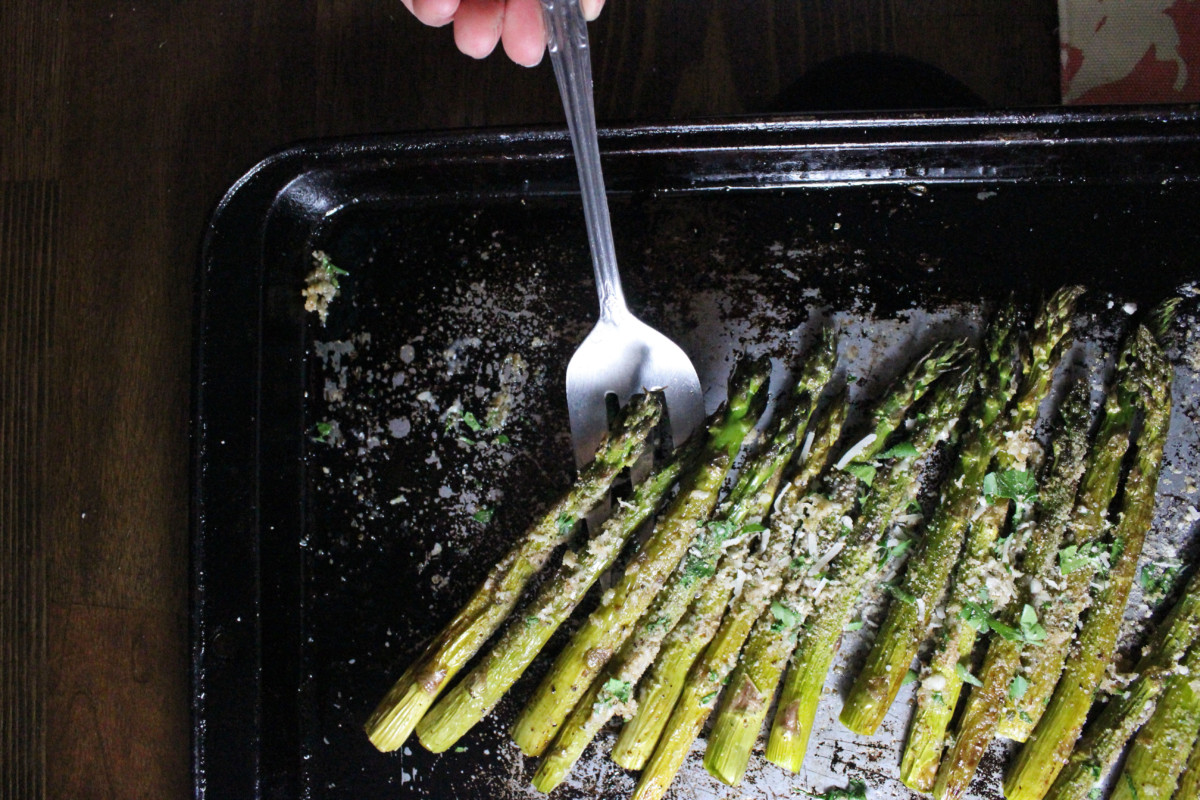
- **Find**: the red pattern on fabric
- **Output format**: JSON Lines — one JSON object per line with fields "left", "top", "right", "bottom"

{"left": 1074, "top": 45, "right": 1187, "bottom": 104}
{"left": 1063, "top": 0, "right": 1200, "bottom": 103}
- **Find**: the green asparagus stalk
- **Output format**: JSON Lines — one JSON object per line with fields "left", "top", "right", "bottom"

{"left": 763, "top": 362, "right": 978, "bottom": 776}
{"left": 999, "top": 326, "right": 1158, "bottom": 742}
{"left": 893, "top": 289, "right": 1083, "bottom": 791}
{"left": 1046, "top": 566, "right": 1200, "bottom": 800}
{"left": 531, "top": 371, "right": 844, "bottom": 795}
{"left": 1005, "top": 323, "right": 1173, "bottom": 800}
{"left": 508, "top": 358, "right": 771, "bottom": 757}
{"left": 605, "top": 335, "right": 842, "bottom": 771}
{"left": 701, "top": 469, "right": 858, "bottom": 787}
{"left": 365, "top": 392, "right": 664, "bottom": 751}
{"left": 1174, "top": 729, "right": 1200, "bottom": 800}
{"left": 612, "top": 335, "right": 967, "bottom": 773}
{"left": 1109, "top": 637, "right": 1200, "bottom": 800}
{"left": 631, "top": 362, "right": 977, "bottom": 800}
{"left": 840, "top": 295, "right": 1069, "bottom": 738}
{"left": 414, "top": 431, "right": 705, "bottom": 752}
{"left": 929, "top": 375, "right": 1095, "bottom": 800}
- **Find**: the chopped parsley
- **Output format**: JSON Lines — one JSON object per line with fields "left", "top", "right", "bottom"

{"left": 1138, "top": 561, "right": 1181, "bottom": 600}
{"left": 845, "top": 463, "right": 877, "bottom": 486}
{"left": 472, "top": 507, "right": 495, "bottom": 524}
{"left": 961, "top": 602, "right": 1045, "bottom": 646}
{"left": 1019, "top": 604, "right": 1048, "bottom": 644}
{"left": 878, "top": 441, "right": 919, "bottom": 459}
{"left": 701, "top": 691, "right": 719, "bottom": 705}
{"left": 602, "top": 678, "right": 633, "bottom": 704}
{"left": 1058, "top": 542, "right": 1107, "bottom": 575}
{"left": 956, "top": 662, "right": 983, "bottom": 688}
{"left": 884, "top": 582, "right": 917, "bottom": 605}
{"left": 879, "top": 538, "right": 913, "bottom": 565}
{"left": 1009, "top": 675, "right": 1030, "bottom": 699}
{"left": 454, "top": 745, "right": 468, "bottom": 753}
{"left": 901, "top": 669, "right": 919, "bottom": 687}
{"left": 844, "top": 620, "right": 864, "bottom": 632}
{"left": 771, "top": 601, "right": 801, "bottom": 632}
{"left": 959, "top": 600, "right": 993, "bottom": 633}
{"left": 313, "top": 421, "right": 334, "bottom": 443}
{"left": 983, "top": 469, "right": 1038, "bottom": 506}
{"left": 556, "top": 514, "right": 576, "bottom": 536}
{"left": 461, "top": 411, "right": 483, "bottom": 432}
{"left": 496, "top": 434, "right": 511, "bottom": 444}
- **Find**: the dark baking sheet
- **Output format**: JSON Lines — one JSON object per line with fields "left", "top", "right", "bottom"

{"left": 193, "top": 109, "right": 1200, "bottom": 800}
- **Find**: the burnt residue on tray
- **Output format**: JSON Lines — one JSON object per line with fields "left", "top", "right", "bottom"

{"left": 193, "top": 112, "right": 1200, "bottom": 800}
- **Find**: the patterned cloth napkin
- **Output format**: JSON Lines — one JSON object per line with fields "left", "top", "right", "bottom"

{"left": 1060, "top": 0, "right": 1200, "bottom": 103}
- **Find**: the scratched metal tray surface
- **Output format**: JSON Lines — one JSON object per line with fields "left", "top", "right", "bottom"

{"left": 193, "top": 109, "right": 1200, "bottom": 800}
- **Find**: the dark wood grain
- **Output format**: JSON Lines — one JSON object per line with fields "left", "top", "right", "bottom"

{"left": 0, "top": 1, "right": 1056, "bottom": 797}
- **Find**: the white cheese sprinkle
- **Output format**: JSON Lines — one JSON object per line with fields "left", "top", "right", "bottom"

{"left": 835, "top": 433, "right": 878, "bottom": 471}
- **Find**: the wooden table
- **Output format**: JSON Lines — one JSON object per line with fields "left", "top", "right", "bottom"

{"left": 0, "top": 2, "right": 1057, "bottom": 796}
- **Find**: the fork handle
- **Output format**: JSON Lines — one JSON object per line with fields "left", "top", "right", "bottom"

{"left": 541, "top": 0, "right": 628, "bottom": 322}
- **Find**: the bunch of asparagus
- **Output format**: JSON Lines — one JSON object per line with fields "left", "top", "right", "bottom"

{"left": 363, "top": 287, "right": 1186, "bottom": 800}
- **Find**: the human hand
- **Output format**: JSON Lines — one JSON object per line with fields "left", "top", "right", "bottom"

{"left": 401, "top": 0, "right": 606, "bottom": 67}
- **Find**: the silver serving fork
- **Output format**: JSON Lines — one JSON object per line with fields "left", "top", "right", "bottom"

{"left": 541, "top": 0, "right": 704, "bottom": 466}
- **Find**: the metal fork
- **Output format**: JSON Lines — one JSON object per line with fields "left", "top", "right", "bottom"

{"left": 540, "top": 0, "right": 705, "bottom": 467}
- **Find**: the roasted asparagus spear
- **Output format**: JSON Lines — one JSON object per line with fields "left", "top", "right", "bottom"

{"left": 1005, "top": 323, "right": 1173, "bottom": 800}
{"left": 508, "top": 358, "right": 771, "bottom": 757}
{"left": 763, "top": 359, "right": 977, "bottom": 777}
{"left": 1046, "top": 566, "right": 1200, "bottom": 800}
{"left": 365, "top": 392, "right": 664, "bottom": 751}
{"left": 613, "top": 336, "right": 967, "bottom": 772}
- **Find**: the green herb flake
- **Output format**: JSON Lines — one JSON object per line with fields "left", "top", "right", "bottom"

{"left": 1009, "top": 675, "right": 1030, "bottom": 699}
{"left": 602, "top": 678, "right": 633, "bottom": 704}
{"left": 496, "top": 434, "right": 511, "bottom": 444}
{"left": 884, "top": 582, "right": 917, "bottom": 605}
{"left": 1019, "top": 711, "right": 1034, "bottom": 724}
{"left": 741, "top": 522, "right": 768, "bottom": 534}
{"left": 983, "top": 469, "right": 1038, "bottom": 506}
{"left": 989, "top": 618, "right": 1024, "bottom": 643}
{"left": 701, "top": 691, "right": 719, "bottom": 705}
{"left": 901, "top": 669, "right": 919, "bottom": 687}
{"left": 525, "top": 615, "right": 539, "bottom": 627}
{"left": 314, "top": 421, "right": 334, "bottom": 442}
{"left": 454, "top": 745, "right": 468, "bottom": 753}
{"left": 956, "top": 662, "right": 983, "bottom": 688}
{"left": 771, "top": 601, "right": 800, "bottom": 632}
{"left": 472, "top": 507, "right": 495, "bottom": 524}
{"left": 878, "top": 441, "right": 920, "bottom": 460}
{"left": 556, "top": 514, "right": 576, "bottom": 536}
{"left": 1059, "top": 545, "right": 1086, "bottom": 574}
{"left": 1139, "top": 562, "right": 1181, "bottom": 599}
{"left": 844, "top": 620, "right": 864, "bottom": 632}
{"left": 1020, "top": 604, "right": 1047, "bottom": 644}
{"left": 960, "top": 601, "right": 992, "bottom": 633}
{"left": 845, "top": 463, "right": 877, "bottom": 486}
{"left": 460, "top": 411, "right": 483, "bottom": 432}
{"left": 705, "top": 519, "right": 736, "bottom": 543}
